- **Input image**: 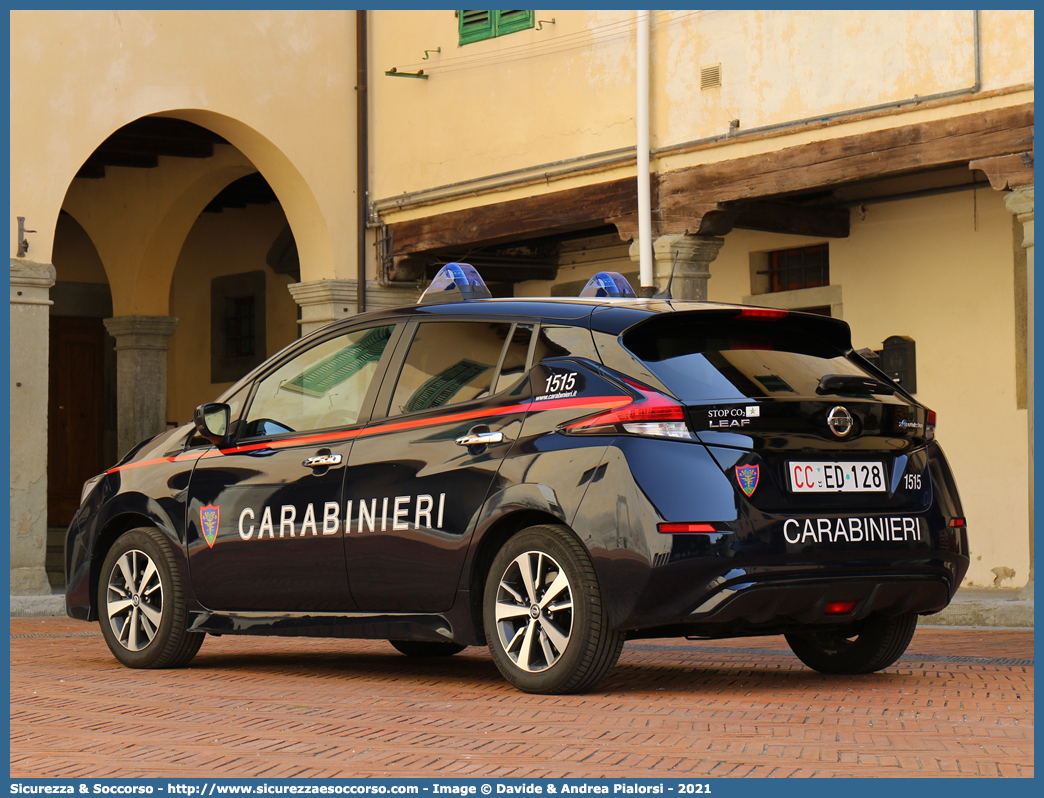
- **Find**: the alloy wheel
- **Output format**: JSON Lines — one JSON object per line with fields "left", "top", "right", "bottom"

{"left": 106, "top": 549, "right": 164, "bottom": 651}
{"left": 493, "top": 550, "right": 574, "bottom": 673}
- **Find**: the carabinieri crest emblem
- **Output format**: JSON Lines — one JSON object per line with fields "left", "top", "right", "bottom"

{"left": 735, "top": 464, "right": 759, "bottom": 497}
{"left": 200, "top": 504, "right": 220, "bottom": 548}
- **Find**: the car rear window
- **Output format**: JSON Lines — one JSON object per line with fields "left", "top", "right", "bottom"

{"left": 622, "top": 313, "right": 893, "bottom": 403}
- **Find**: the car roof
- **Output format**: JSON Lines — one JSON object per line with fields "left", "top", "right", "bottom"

{"left": 294, "top": 295, "right": 849, "bottom": 347}
{"left": 216, "top": 294, "right": 855, "bottom": 405}
{"left": 337, "top": 296, "right": 753, "bottom": 324}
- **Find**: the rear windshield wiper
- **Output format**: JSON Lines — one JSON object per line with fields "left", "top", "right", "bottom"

{"left": 816, "top": 373, "right": 896, "bottom": 396}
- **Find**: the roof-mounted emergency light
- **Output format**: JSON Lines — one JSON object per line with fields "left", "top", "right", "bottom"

{"left": 419, "top": 263, "right": 492, "bottom": 304}
{"left": 579, "top": 271, "right": 637, "bottom": 299}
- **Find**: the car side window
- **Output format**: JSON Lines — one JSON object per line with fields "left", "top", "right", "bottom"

{"left": 242, "top": 325, "right": 395, "bottom": 437}
{"left": 389, "top": 321, "right": 519, "bottom": 416}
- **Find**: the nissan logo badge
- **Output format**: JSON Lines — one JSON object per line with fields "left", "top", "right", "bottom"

{"left": 827, "top": 406, "right": 854, "bottom": 437}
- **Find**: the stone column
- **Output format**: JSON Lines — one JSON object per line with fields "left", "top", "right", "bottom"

{"left": 366, "top": 281, "right": 424, "bottom": 311}
{"left": 10, "top": 258, "right": 56, "bottom": 595}
{"left": 287, "top": 279, "right": 358, "bottom": 337}
{"left": 630, "top": 234, "right": 725, "bottom": 299}
{"left": 288, "top": 279, "right": 422, "bottom": 335}
{"left": 103, "top": 316, "right": 179, "bottom": 459}
{"left": 1006, "top": 187, "right": 1034, "bottom": 599}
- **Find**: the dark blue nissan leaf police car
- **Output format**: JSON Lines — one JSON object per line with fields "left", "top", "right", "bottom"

{"left": 66, "top": 265, "right": 969, "bottom": 694}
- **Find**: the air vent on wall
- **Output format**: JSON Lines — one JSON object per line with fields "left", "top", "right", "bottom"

{"left": 701, "top": 64, "right": 722, "bottom": 90}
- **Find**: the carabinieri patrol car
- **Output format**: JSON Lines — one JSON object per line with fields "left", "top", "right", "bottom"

{"left": 66, "top": 265, "right": 969, "bottom": 694}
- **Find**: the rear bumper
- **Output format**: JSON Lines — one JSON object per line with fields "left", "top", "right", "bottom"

{"left": 691, "top": 573, "right": 948, "bottom": 625}
{"left": 625, "top": 573, "right": 953, "bottom": 640}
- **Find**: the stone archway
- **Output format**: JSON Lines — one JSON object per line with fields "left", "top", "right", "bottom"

{"left": 11, "top": 111, "right": 333, "bottom": 595}
{"left": 162, "top": 110, "right": 336, "bottom": 285}
{"left": 58, "top": 112, "right": 331, "bottom": 457}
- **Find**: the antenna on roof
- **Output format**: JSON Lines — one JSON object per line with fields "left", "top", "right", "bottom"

{"left": 652, "top": 252, "right": 679, "bottom": 300}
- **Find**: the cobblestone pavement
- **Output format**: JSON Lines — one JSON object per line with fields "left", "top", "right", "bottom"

{"left": 10, "top": 617, "right": 1033, "bottom": 779}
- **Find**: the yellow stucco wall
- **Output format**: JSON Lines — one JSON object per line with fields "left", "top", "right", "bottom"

{"left": 710, "top": 189, "right": 1029, "bottom": 587}
{"left": 370, "top": 9, "right": 1033, "bottom": 221}
{"left": 658, "top": 9, "right": 1032, "bottom": 144}
{"left": 52, "top": 214, "right": 108, "bottom": 285}
{"left": 10, "top": 9, "right": 358, "bottom": 286}
{"left": 11, "top": 10, "right": 1033, "bottom": 283}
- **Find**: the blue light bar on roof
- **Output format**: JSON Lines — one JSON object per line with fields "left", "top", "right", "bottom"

{"left": 580, "top": 271, "right": 637, "bottom": 298}
{"left": 419, "top": 263, "right": 492, "bottom": 304}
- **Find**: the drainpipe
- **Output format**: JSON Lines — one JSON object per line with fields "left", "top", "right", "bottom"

{"left": 356, "top": 10, "right": 368, "bottom": 314}
{"left": 636, "top": 10, "right": 653, "bottom": 292}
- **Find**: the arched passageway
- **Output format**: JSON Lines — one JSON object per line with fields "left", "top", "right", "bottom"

{"left": 41, "top": 115, "right": 316, "bottom": 588}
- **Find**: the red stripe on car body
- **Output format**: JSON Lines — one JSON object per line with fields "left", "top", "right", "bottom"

{"left": 105, "top": 394, "right": 630, "bottom": 473}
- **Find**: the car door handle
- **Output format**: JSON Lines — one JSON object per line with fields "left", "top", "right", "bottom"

{"left": 455, "top": 431, "right": 505, "bottom": 447}
{"left": 302, "top": 453, "right": 342, "bottom": 468}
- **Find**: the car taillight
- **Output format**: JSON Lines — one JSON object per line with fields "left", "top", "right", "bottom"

{"left": 926, "top": 409, "right": 937, "bottom": 441}
{"left": 825, "top": 600, "right": 858, "bottom": 615}
{"left": 737, "top": 308, "right": 787, "bottom": 319}
{"left": 948, "top": 517, "right": 966, "bottom": 528}
{"left": 658, "top": 523, "right": 719, "bottom": 534}
{"left": 564, "top": 379, "right": 693, "bottom": 440}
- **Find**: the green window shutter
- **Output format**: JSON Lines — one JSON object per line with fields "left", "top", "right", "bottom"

{"left": 459, "top": 10, "right": 494, "bottom": 45}
{"left": 459, "top": 10, "right": 534, "bottom": 45}
{"left": 494, "top": 10, "right": 534, "bottom": 36}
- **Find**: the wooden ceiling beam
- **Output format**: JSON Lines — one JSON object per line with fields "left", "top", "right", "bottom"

{"left": 116, "top": 117, "right": 229, "bottom": 144}
{"left": 100, "top": 136, "right": 215, "bottom": 159}
{"left": 969, "top": 151, "right": 1034, "bottom": 191}
{"left": 660, "top": 103, "right": 1033, "bottom": 235}
{"left": 86, "top": 151, "right": 159, "bottom": 169}
{"left": 727, "top": 199, "right": 851, "bottom": 238}
{"left": 388, "top": 178, "right": 641, "bottom": 256}
{"left": 389, "top": 103, "right": 1031, "bottom": 256}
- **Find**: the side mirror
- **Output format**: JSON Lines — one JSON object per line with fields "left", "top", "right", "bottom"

{"left": 193, "top": 403, "right": 231, "bottom": 446}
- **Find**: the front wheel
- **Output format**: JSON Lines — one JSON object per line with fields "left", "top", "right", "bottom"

{"left": 97, "top": 527, "right": 204, "bottom": 669}
{"left": 784, "top": 612, "right": 918, "bottom": 674}
{"left": 483, "top": 524, "right": 624, "bottom": 694}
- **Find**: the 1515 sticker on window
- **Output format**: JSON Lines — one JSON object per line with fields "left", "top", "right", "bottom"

{"left": 536, "top": 371, "right": 579, "bottom": 401}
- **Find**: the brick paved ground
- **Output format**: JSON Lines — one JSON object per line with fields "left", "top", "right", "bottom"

{"left": 10, "top": 617, "right": 1033, "bottom": 779}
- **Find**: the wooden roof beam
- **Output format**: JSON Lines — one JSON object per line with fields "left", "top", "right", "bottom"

{"left": 969, "top": 151, "right": 1034, "bottom": 191}
{"left": 660, "top": 103, "right": 1033, "bottom": 235}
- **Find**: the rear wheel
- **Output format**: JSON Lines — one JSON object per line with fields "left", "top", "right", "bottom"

{"left": 97, "top": 527, "right": 204, "bottom": 669}
{"left": 389, "top": 640, "right": 466, "bottom": 657}
{"left": 483, "top": 524, "right": 624, "bottom": 694}
{"left": 785, "top": 612, "right": 918, "bottom": 674}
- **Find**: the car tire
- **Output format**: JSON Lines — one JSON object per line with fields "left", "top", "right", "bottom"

{"left": 784, "top": 612, "right": 918, "bottom": 674}
{"left": 389, "top": 640, "right": 466, "bottom": 658}
{"left": 483, "top": 524, "right": 624, "bottom": 694}
{"left": 97, "top": 527, "right": 204, "bottom": 669}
